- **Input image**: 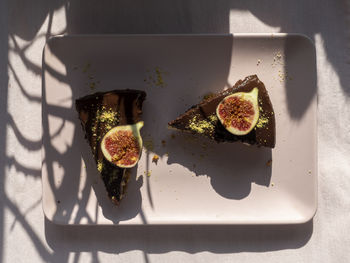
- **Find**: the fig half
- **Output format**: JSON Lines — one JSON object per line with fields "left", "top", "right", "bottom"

{"left": 101, "top": 121, "right": 144, "bottom": 168}
{"left": 216, "top": 88, "right": 259, "bottom": 135}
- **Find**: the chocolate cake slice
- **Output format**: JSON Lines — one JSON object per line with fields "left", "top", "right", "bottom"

{"left": 168, "top": 75, "right": 275, "bottom": 148}
{"left": 76, "top": 89, "right": 146, "bottom": 205}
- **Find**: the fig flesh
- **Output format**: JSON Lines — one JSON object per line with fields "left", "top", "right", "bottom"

{"left": 101, "top": 121, "right": 143, "bottom": 168}
{"left": 216, "top": 88, "right": 259, "bottom": 135}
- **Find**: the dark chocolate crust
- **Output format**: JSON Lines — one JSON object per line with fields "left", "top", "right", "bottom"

{"left": 168, "top": 75, "right": 275, "bottom": 148}
{"left": 75, "top": 89, "right": 146, "bottom": 204}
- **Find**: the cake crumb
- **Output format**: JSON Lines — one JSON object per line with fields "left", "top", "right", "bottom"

{"left": 145, "top": 67, "right": 168, "bottom": 88}
{"left": 257, "top": 59, "right": 261, "bottom": 66}
{"left": 152, "top": 154, "right": 160, "bottom": 164}
{"left": 271, "top": 182, "right": 275, "bottom": 187}
{"left": 272, "top": 51, "right": 283, "bottom": 67}
{"left": 277, "top": 70, "right": 290, "bottom": 82}
{"left": 266, "top": 159, "right": 272, "bottom": 166}
{"left": 308, "top": 170, "right": 312, "bottom": 174}
{"left": 155, "top": 67, "right": 166, "bottom": 88}
{"left": 144, "top": 170, "right": 152, "bottom": 177}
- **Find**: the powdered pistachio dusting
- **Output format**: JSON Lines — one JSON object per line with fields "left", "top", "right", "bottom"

{"left": 188, "top": 115, "right": 216, "bottom": 134}
{"left": 97, "top": 160, "right": 103, "bottom": 172}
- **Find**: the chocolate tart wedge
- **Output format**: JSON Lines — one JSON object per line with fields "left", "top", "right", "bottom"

{"left": 76, "top": 89, "right": 146, "bottom": 205}
{"left": 168, "top": 75, "right": 275, "bottom": 148}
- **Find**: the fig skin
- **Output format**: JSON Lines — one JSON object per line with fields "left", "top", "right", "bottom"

{"left": 216, "top": 88, "right": 259, "bottom": 136}
{"left": 101, "top": 121, "right": 144, "bottom": 168}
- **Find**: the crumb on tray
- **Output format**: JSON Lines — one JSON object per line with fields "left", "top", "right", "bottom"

{"left": 152, "top": 154, "right": 160, "bottom": 164}
{"left": 266, "top": 159, "right": 272, "bottom": 166}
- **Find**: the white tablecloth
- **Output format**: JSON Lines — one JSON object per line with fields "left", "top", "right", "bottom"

{"left": 1, "top": 0, "right": 350, "bottom": 262}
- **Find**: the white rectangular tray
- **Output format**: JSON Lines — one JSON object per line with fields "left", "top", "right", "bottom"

{"left": 42, "top": 34, "right": 317, "bottom": 225}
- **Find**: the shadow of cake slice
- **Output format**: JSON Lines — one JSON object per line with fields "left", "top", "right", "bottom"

{"left": 76, "top": 89, "right": 146, "bottom": 205}
{"left": 168, "top": 75, "right": 275, "bottom": 148}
